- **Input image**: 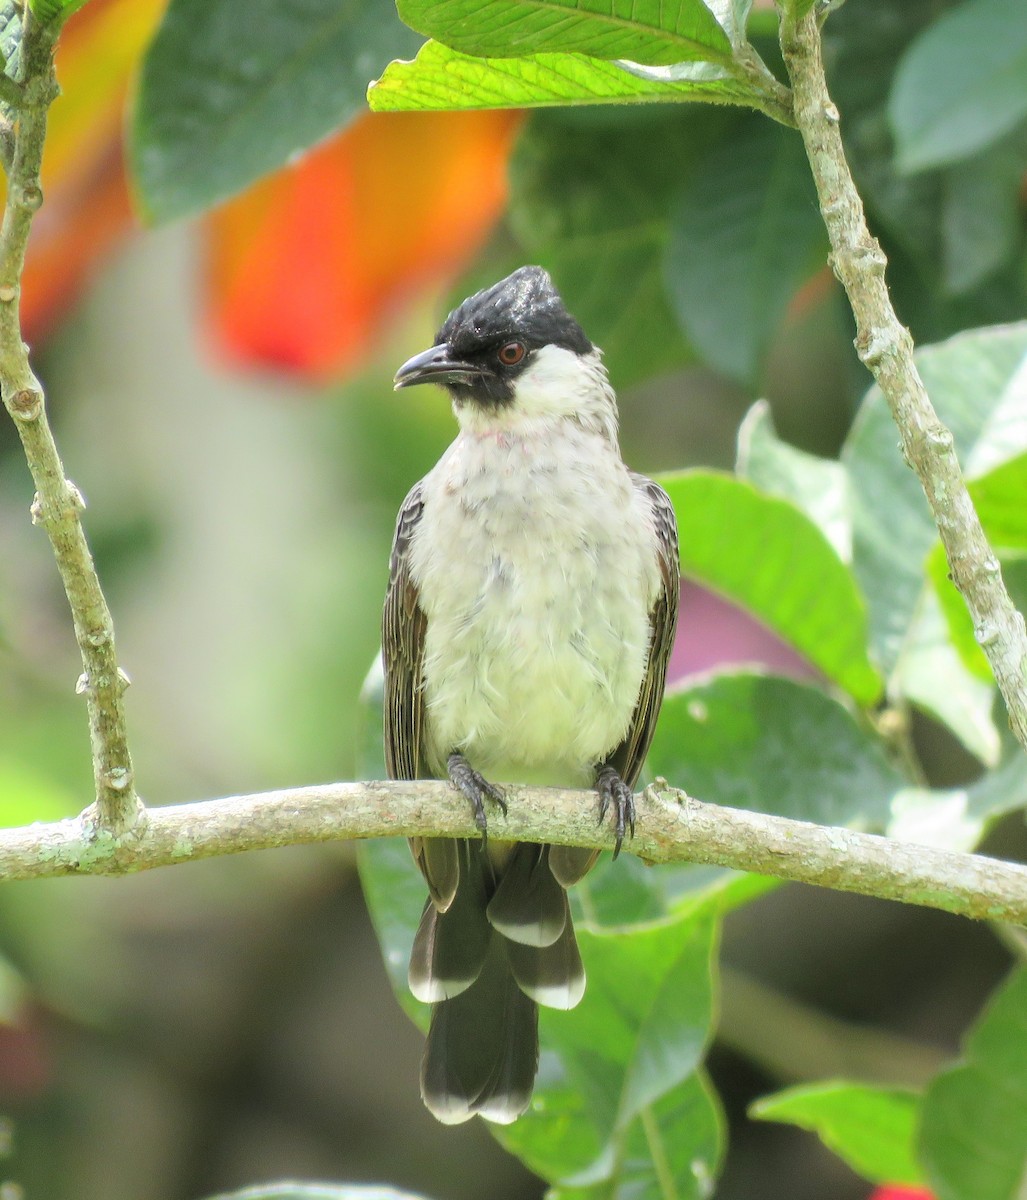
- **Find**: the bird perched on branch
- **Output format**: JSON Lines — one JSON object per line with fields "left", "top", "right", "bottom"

{"left": 383, "top": 265, "right": 679, "bottom": 1124}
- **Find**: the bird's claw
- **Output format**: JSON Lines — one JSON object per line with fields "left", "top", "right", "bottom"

{"left": 447, "top": 753, "right": 506, "bottom": 846}
{"left": 596, "top": 766, "right": 635, "bottom": 860}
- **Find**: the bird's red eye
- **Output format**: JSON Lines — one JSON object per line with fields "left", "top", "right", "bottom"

{"left": 498, "top": 341, "right": 525, "bottom": 366}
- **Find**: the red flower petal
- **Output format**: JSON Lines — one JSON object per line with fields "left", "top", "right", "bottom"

{"left": 869, "top": 1187, "right": 935, "bottom": 1200}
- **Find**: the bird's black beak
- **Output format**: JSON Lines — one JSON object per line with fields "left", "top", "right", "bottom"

{"left": 393, "top": 343, "right": 483, "bottom": 390}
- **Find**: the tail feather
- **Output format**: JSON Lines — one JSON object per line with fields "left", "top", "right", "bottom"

{"left": 410, "top": 836, "right": 460, "bottom": 910}
{"left": 421, "top": 936, "right": 538, "bottom": 1125}
{"left": 549, "top": 844, "right": 601, "bottom": 888}
{"left": 486, "top": 843, "right": 568, "bottom": 946}
{"left": 409, "top": 840, "right": 490, "bottom": 1003}
{"left": 412, "top": 838, "right": 586, "bottom": 1124}
{"left": 507, "top": 921, "right": 585, "bottom": 1009}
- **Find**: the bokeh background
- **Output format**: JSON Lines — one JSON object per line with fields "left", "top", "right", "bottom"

{"left": 0, "top": 0, "right": 1024, "bottom": 1197}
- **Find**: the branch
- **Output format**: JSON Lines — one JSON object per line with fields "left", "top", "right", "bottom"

{"left": 778, "top": 5, "right": 1027, "bottom": 751}
{"left": 0, "top": 11, "right": 138, "bottom": 834}
{"left": 0, "top": 780, "right": 1025, "bottom": 927}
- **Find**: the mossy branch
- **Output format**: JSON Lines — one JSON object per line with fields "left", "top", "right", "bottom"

{"left": 0, "top": 780, "right": 1025, "bottom": 928}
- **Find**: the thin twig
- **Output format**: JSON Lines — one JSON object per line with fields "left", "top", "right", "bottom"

{"left": 778, "top": 4, "right": 1027, "bottom": 752}
{"left": 0, "top": 10, "right": 138, "bottom": 834}
{"left": 0, "top": 780, "right": 1024, "bottom": 927}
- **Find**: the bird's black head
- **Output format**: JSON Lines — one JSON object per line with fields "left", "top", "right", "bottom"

{"left": 393, "top": 266, "right": 592, "bottom": 407}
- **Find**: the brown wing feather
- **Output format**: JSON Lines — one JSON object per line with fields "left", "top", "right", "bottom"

{"left": 383, "top": 481, "right": 462, "bottom": 910}
{"left": 383, "top": 480, "right": 427, "bottom": 782}
{"left": 607, "top": 473, "right": 680, "bottom": 788}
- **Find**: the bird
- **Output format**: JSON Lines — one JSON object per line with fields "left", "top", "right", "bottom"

{"left": 382, "top": 265, "right": 679, "bottom": 1125}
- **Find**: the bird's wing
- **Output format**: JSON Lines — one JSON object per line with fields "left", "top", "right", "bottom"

{"left": 383, "top": 481, "right": 462, "bottom": 910}
{"left": 608, "top": 473, "right": 680, "bottom": 789}
{"left": 383, "top": 479, "right": 428, "bottom": 781}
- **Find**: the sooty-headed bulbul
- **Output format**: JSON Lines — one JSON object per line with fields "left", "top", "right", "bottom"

{"left": 383, "top": 266, "right": 679, "bottom": 1125}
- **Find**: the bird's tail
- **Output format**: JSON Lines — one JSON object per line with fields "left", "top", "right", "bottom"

{"left": 409, "top": 840, "right": 587, "bottom": 1124}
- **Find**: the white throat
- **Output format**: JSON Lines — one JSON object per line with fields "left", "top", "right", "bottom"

{"left": 454, "top": 346, "right": 619, "bottom": 444}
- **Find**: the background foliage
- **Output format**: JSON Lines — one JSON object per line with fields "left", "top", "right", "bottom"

{"left": 0, "top": 0, "right": 1025, "bottom": 1198}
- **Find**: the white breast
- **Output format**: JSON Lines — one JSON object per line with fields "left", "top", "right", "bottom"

{"left": 409, "top": 420, "right": 661, "bottom": 788}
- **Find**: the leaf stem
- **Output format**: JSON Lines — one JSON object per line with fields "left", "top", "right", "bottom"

{"left": 777, "top": 5, "right": 1027, "bottom": 755}
{"left": 731, "top": 42, "right": 795, "bottom": 127}
{"left": 0, "top": 10, "right": 139, "bottom": 834}
{"left": 640, "top": 1105, "right": 679, "bottom": 1200}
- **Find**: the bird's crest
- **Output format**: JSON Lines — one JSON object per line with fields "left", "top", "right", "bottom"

{"left": 438, "top": 265, "right": 592, "bottom": 357}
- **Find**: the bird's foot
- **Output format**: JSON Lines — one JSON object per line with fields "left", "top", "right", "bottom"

{"left": 596, "top": 766, "right": 635, "bottom": 860}
{"left": 447, "top": 753, "right": 507, "bottom": 845}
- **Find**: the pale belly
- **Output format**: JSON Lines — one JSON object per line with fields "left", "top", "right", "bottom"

{"left": 410, "top": 429, "right": 658, "bottom": 787}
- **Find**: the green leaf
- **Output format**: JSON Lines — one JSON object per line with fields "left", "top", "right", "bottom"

{"left": 856, "top": 374, "right": 1027, "bottom": 754}
{"left": 367, "top": 40, "right": 768, "bottom": 113}
{"left": 926, "top": 542, "right": 993, "bottom": 684}
{"left": 823, "top": 0, "right": 1027, "bottom": 341}
{"left": 0, "top": 0, "right": 22, "bottom": 78}
{"left": 0, "top": 953, "right": 27, "bottom": 1025}
{"left": 28, "top": 0, "right": 88, "bottom": 21}
{"left": 752, "top": 1081, "right": 923, "bottom": 1186}
{"left": 396, "top": 0, "right": 733, "bottom": 66}
{"left": 498, "top": 909, "right": 720, "bottom": 1184}
{"left": 929, "top": 551, "right": 1027, "bottom": 692}
{"left": 891, "top": 699, "right": 1026, "bottom": 849}
{"left": 661, "top": 471, "right": 881, "bottom": 703}
{"left": 969, "top": 450, "right": 1027, "bottom": 551}
{"left": 203, "top": 1188, "right": 432, "bottom": 1200}
{"left": 358, "top": 836, "right": 430, "bottom": 1019}
{"left": 736, "top": 401, "right": 852, "bottom": 561}
{"left": 648, "top": 673, "right": 904, "bottom": 828}
{"left": 548, "top": 1076, "right": 723, "bottom": 1200}
{"left": 0, "top": 757, "right": 77, "bottom": 827}
{"left": 842, "top": 322, "right": 1027, "bottom": 676}
{"left": 920, "top": 967, "right": 1027, "bottom": 1200}
{"left": 666, "top": 117, "right": 826, "bottom": 384}
{"left": 822, "top": 0, "right": 948, "bottom": 275}
{"left": 574, "top": 853, "right": 776, "bottom": 931}
{"left": 507, "top": 106, "right": 731, "bottom": 387}
{"left": 905, "top": 400, "right": 1027, "bottom": 754}
{"left": 892, "top": 578, "right": 1000, "bottom": 765}
{"left": 960, "top": 718, "right": 1027, "bottom": 825}
{"left": 132, "top": 0, "right": 420, "bottom": 224}
{"left": 890, "top": 739, "right": 1027, "bottom": 853}
{"left": 941, "top": 131, "right": 1027, "bottom": 294}
{"left": 889, "top": 0, "right": 1027, "bottom": 173}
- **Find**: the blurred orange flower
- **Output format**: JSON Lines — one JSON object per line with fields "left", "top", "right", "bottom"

{"left": 204, "top": 108, "right": 521, "bottom": 379}
{"left": 21, "top": 0, "right": 164, "bottom": 339}
{"left": 18, "top": 0, "right": 519, "bottom": 378}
